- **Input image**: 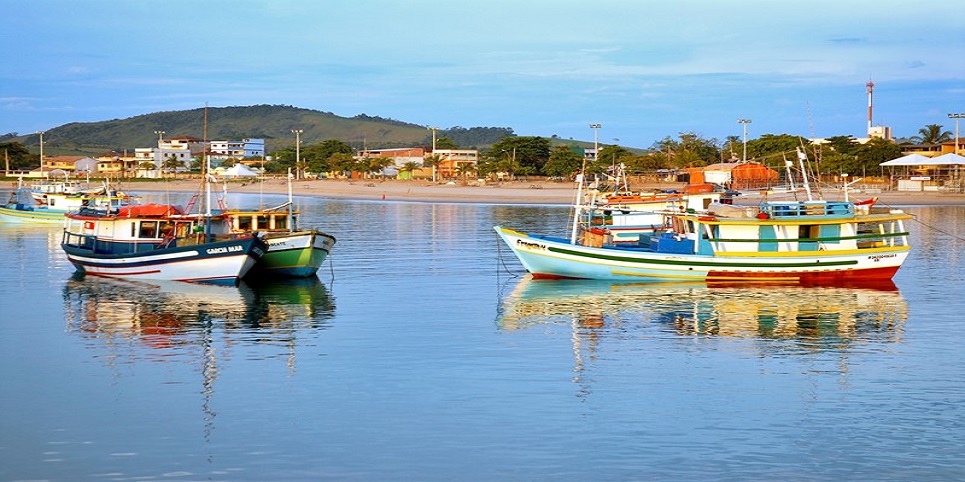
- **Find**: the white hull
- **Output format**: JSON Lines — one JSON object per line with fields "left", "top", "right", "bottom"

{"left": 495, "top": 226, "right": 909, "bottom": 284}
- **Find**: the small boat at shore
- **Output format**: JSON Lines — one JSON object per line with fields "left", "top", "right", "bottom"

{"left": 495, "top": 151, "right": 913, "bottom": 284}
{"left": 225, "top": 170, "right": 336, "bottom": 278}
{"left": 0, "top": 188, "right": 68, "bottom": 223}
{"left": 61, "top": 203, "right": 266, "bottom": 285}
{"left": 0, "top": 183, "right": 135, "bottom": 224}
{"left": 226, "top": 205, "right": 336, "bottom": 278}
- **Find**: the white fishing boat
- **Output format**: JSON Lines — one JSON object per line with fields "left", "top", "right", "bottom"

{"left": 61, "top": 203, "right": 266, "bottom": 284}
{"left": 495, "top": 149, "right": 912, "bottom": 284}
{"left": 61, "top": 132, "right": 265, "bottom": 285}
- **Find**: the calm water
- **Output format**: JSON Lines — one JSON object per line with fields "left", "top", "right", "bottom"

{"left": 1, "top": 193, "right": 964, "bottom": 481}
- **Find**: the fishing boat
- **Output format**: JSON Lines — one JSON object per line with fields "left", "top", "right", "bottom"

{"left": 61, "top": 202, "right": 266, "bottom": 285}
{"left": 495, "top": 150, "right": 912, "bottom": 284}
{"left": 1, "top": 179, "right": 135, "bottom": 224}
{"left": 224, "top": 170, "right": 336, "bottom": 278}
{"left": 0, "top": 188, "right": 69, "bottom": 223}
{"left": 226, "top": 208, "right": 336, "bottom": 278}
{"left": 28, "top": 172, "right": 99, "bottom": 203}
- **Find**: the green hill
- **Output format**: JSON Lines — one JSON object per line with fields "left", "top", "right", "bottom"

{"left": 2, "top": 104, "right": 515, "bottom": 156}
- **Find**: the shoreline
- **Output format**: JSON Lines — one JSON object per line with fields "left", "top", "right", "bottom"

{"left": 128, "top": 178, "right": 965, "bottom": 207}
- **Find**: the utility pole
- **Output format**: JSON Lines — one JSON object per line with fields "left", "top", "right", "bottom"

{"left": 949, "top": 113, "right": 964, "bottom": 155}
{"left": 428, "top": 126, "right": 438, "bottom": 182}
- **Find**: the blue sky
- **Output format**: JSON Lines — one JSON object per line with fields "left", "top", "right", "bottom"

{"left": 3, "top": 0, "right": 963, "bottom": 149}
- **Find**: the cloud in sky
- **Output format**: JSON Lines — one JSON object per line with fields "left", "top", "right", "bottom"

{"left": 2, "top": 0, "right": 962, "bottom": 147}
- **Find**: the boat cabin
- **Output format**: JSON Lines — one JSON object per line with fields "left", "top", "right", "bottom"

{"left": 228, "top": 211, "right": 293, "bottom": 233}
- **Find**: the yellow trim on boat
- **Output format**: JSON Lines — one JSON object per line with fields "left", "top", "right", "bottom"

{"left": 610, "top": 270, "right": 706, "bottom": 280}
{"left": 712, "top": 245, "right": 911, "bottom": 257}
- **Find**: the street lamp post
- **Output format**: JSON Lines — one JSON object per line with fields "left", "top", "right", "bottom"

{"left": 589, "top": 124, "right": 601, "bottom": 163}
{"left": 291, "top": 129, "right": 303, "bottom": 179}
{"left": 949, "top": 113, "right": 964, "bottom": 155}
{"left": 738, "top": 119, "right": 752, "bottom": 162}
{"left": 427, "top": 126, "right": 438, "bottom": 182}
{"left": 154, "top": 130, "right": 165, "bottom": 146}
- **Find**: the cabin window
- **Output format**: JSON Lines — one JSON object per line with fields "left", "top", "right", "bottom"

{"left": 237, "top": 215, "right": 253, "bottom": 231}
{"left": 274, "top": 215, "right": 288, "bottom": 230}
{"left": 139, "top": 221, "right": 159, "bottom": 238}
{"left": 257, "top": 216, "right": 270, "bottom": 230}
{"left": 159, "top": 221, "right": 175, "bottom": 238}
{"left": 798, "top": 225, "right": 820, "bottom": 241}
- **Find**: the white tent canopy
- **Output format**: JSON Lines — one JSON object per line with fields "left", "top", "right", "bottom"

{"left": 223, "top": 164, "right": 259, "bottom": 177}
{"left": 931, "top": 153, "right": 965, "bottom": 165}
{"left": 881, "top": 153, "right": 965, "bottom": 166}
{"left": 880, "top": 153, "right": 937, "bottom": 166}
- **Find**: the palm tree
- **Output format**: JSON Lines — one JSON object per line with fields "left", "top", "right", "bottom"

{"left": 161, "top": 155, "right": 182, "bottom": 179}
{"left": 423, "top": 154, "right": 441, "bottom": 182}
{"left": 910, "top": 124, "right": 952, "bottom": 145}
{"left": 399, "top": 161, "right": 420, "bottom": 180}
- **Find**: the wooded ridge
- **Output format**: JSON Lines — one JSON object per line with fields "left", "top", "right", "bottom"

{"left": 1, "top": 104, "right": 515, "bottom": 156}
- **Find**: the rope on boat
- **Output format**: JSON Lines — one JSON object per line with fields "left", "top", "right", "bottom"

{"left": 494, "top": 231, "right": 524, "bottom": 278}
{"left": 873, "top": 199, "right": 965, "bottom": 243}
{"left": 325, "top": 250, "right": 337, "bottom": 284}
{"left": 907, "top": 214, "right": 965, "bottom": 243}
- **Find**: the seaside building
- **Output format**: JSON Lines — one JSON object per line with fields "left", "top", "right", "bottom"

{"left": 433, "top": 149, "right": 479, "bottom": 179}
{"left": 129, "top": 136, "right": 265, "bottom": 177}
{"left": 31, "top": 155, "right": 100, "bottom": 175}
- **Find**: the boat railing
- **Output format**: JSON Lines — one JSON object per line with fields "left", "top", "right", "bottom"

{"left": 63, "top": 230, "right": 166, "bottom": 254}
{"left": 761, "top": 201, "right": 854, "bottom": 218}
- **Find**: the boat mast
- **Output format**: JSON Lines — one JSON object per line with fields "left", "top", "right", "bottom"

{"left": 569, "top": 172, "right": 585, "bottom": 244}
{"left": 796, "top": 147, "right": 814, "bottom": 202}
{"left": 203, "top": 105, "right": 213, "bottom": 241}
{"left": 287, "top": 167, "right": 295, "bottom": 230}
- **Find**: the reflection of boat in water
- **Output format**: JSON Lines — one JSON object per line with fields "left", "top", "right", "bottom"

{"left": 498, "top": 276, "right": 907, "bottom": 345}
{"left": 62, "top": 275, "right": 336, "bottom": 347}
{"left": 61, "top": 274, "right": 336, "bottom": 442}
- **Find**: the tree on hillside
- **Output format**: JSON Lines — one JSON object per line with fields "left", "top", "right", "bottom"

{"left": 650, "top": 132, "right": 719, "bottom": 168}
{"left": 822, "top": 137, "right": 901, "bottom": 178}
{"left": 745, "top": 134, "right": 810, "bottom": 167}
{"left": 489, "top": 136, "right": 551, "bottom": 175}
{"left": 438, "top": 126, "right": 514, "bottom": 147}
{"left": 596, "top": 145, "right": 635, "bottom": 172}
{"left": 300, "top": 140, "right": 350, "bottom": 175}
{"left": 722, "top": 135, "right": 742, "bottom": 160}
{"left": 0, "top": 141, "right": 34, "bottom": 170}
{"left": 432, "top": 137, "right": 459, "bottom": 150}
{"left": 543, "top": 145, "right": 583, "bottom": 179}
{"left": 910, "top": 124, "right": 952, "bottom": 145}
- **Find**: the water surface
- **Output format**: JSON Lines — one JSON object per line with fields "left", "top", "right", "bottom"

{"left": 1, "top": 196, "right": 963, "bottom": 481}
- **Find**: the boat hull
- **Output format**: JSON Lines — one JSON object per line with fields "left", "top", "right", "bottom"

{"left": 494, "top": 226, "right": 909, "bottom": 284}
{"left": 0, "top": 206, "right": 66, "bottom": 224}
{"left": 250, "top": 230, "right": 336, "bottom": 278}
{"left": 62, "top": 236, "right": 266, "bottom": 285}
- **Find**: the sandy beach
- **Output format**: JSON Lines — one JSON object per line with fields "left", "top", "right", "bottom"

{"left": 132, "top": 177, "right": 965, "bottom": 207}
